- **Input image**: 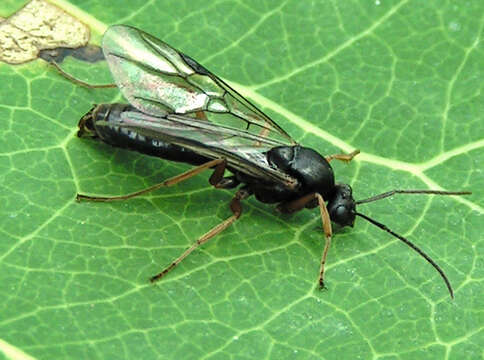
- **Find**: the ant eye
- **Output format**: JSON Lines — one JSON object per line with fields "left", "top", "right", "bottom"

{"left": 330, "top": 205, "right": 355, "bottom": 227}
{"left": 335, "top": 205, "right": 346, "bottom": 217}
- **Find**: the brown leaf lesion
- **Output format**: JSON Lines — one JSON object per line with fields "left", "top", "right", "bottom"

{"left": 0, "top": 0, "right": 90, "bottom": 64}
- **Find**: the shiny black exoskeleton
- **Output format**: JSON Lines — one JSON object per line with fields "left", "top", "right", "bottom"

{"left": 78, "top": 104, "right": 209, "bottom": 165}
{"left": 79, "top": 103, "right": 356, "bottom": 228}
{"left": 239, "top": 146, "right": 356, "bottom": 227}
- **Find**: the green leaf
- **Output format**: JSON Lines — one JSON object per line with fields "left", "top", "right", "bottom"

{"left": 1, "top": 1, "right": 482, "bottom": 359}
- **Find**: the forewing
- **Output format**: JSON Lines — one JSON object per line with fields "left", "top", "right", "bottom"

{"left": 117, "top": 110, "right": 298, "bottom": 187}
{"left": 102, "top": 25, "right": 296, "bottom": 146}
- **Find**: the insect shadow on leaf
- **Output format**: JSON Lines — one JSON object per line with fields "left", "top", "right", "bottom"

{"left": 55, "top": 25, "right": 471, "bottom": 299}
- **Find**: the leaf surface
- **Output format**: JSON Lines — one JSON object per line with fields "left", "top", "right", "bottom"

{"left": 0, "top": 1, "right": 482, "bottom": 359}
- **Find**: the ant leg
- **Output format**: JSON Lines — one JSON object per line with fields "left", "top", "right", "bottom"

{"left": 325, "top": 149, "right": 360, "bottom": 163}
{"left": 315, "top": 193, "right": 333, "bottom": 289}
{"left": 206, "top": 161, "right": 241, "bottom": 189}
{"left": 214, "top": 176, "right": 240, "bottom": 189}
{"left": 77, "top": 158, "right": 226, "bottom": 202}
{"left": 278, "top": 193, "right": 333, "bottom": 289}
{"left": 49, "top": 61, "right": 117, "bottom": 88}
{"left": 150, "top": 188, "right": 251, "bottom": 282}
{"left": 208, "top": 159, "right": 227, "bottom": 186}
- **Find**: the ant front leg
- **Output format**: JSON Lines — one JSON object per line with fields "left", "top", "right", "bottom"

{"left": 278, "top": 193, "right": 333, "bottom": 289}
{"left": 325, "top": 149, "right": 360, "bottom": 163}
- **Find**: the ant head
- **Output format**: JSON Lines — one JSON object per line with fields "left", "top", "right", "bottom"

{"left": 327, "top": 183, "right": 356, "bottom": 227}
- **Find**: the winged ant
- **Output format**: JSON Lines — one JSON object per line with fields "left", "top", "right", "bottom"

{"left": 54, "top": 25, "right": 471, "bottom": 298}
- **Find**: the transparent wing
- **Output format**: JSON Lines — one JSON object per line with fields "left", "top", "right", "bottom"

{"left": 117, "top": 110, "right": 298, "bottom": 187}
{"left": 102, "top": 24, "right": 296, "bottom": 147}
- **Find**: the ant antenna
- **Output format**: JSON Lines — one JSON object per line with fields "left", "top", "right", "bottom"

{"left": 355, "top": 212, "right": 454, "bottom": 298}
{"left": 356, "top": 190, "right": 471, "bottom": 205}
{"left": 354, "top": 189, "right": 471, "bottom": 298}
